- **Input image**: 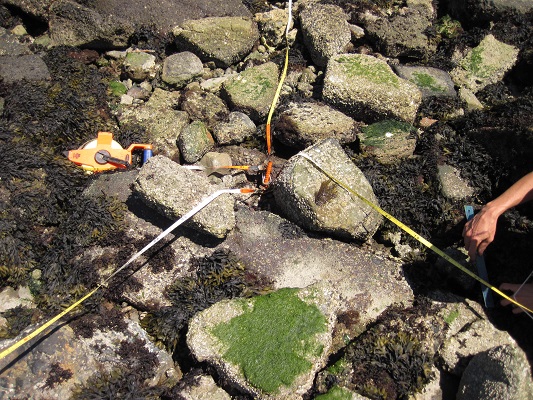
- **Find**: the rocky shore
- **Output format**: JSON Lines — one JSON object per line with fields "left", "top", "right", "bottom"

{"left": 1, "top": 0, "right": 533, "bottom": 399}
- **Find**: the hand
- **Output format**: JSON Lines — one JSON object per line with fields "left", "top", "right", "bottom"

{"left": 500, "top": 283, "right": 533, "bottom": 314}
{"left": 462, "top": 206, "right": 499, "bottom": 261}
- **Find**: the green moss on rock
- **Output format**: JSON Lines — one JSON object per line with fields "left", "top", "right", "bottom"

{"left": 211, "top": 288, "right": 328, "bottom": 394}
{"left": 336, "top": 55, "right": 399, "bottom": 87}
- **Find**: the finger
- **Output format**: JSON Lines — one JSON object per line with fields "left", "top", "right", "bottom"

{"left": 467, "top": 241, "right": 478, "bottom": 261}
{"left": 477, "top": 241, "right": 487, "bottom": 256}
{"left": 512, "top": 307, "right": 525, "bottom": 314}
{"left": 499, "top": 283, "right": 521, "bottom": 292}
{"left": 501, "top": 298, "right": 511, "bottom": 307}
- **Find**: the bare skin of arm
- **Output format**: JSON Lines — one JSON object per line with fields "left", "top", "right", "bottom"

{"left": 463, "top": 171, "right": 533, "bottom": 314}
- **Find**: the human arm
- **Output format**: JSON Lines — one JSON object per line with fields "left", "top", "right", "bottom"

{"left": 463, "top": 171, "right": 533, "bottom": 260}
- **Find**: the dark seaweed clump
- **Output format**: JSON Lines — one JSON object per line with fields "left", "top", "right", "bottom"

{"left": 0, "top": 305, "right": 39, "bottom": 339}
{"left": 315, "top": 299, "right": 444, "bottom": 400}
{"left": 141, "top": 249, "right": 273, "bottom": 353}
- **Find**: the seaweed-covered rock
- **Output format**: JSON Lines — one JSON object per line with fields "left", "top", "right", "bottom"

{"left": 162, "top": 51, "right": 204, "bottom": 88}
{"left": 275, "top": 101, "right": 360, "bottom": 149}
{"left": 132, "top": 155, "right": 235, "bottom": 238}
{"left": 274, "top": 138, "right": 382, "bottom": 241}
{"left": 299, "top": 3, "right": 352, "bottom": 67}
{"left": 0, "top": 316, "right": 178, "bottom": 399}
{"left": 187, "top": 282, "right": 339, "bottom": 399}
{"left": 173, "top": 16, "right": 260, "bottom": 68}
{"left": 323, "top": 54, "right": 422, "bottom": 123}
{"left": 457, "top": 344, "right": 533, "bottom": 400}
{"left": 222, "top": 61, "right": 279, "bottom": 121}
{"left": 450, "top": 34, "right": 519, "bottom": 94}
{"left": 447, "top": 0, "right": 533, "bottom": 24}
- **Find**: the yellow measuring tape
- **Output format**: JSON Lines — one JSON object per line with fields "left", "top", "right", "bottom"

{"left": 297, "top": 152, "right": 533, "bottom": 314}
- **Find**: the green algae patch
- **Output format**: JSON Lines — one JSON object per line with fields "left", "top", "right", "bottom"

{"left": 211, "top": 288, "right": 328, "bottom": 394}
{"left": 361, "top": 120, "right": 413, "bottom": 148}
{"left": 411, "top": 72, "right": 446, "bottom": 93}
{"left": 315, "top": 385, "right": 354, "bottom": 400}
{"left": 336, "top": 55, "right": 399, "bottom": 87}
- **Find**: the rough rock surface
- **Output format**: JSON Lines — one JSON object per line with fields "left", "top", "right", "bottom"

{"left": 275, "top": 101, "right": 359, "bottom": 149}
{"left": 323, "top": 54, "right": 422, "bottom": 123}
{"left": 212, "top": 111, "right": 257, "bottom": 145}
{"left": 177, "top": 120, "right": 215, "bottom": 163}
{"left": 274, "top": 138, "right": 383, "bottom": 241}
{"left": 299, "top": 3, "right": 352, "bottom": 67}
{"left": 173, "top": 16, "right": 260, "bottom": 68}
{"left": 394, "top": 65, "right": 457, "bottom": 99}
{"left": 457, "top": 344, "right": 533, "bottom": 400}
{"left": 162, "top": 52, "right": 204, "bottom": 88}
{"left": 132, "top": 155, "right": 235, "bottom": 238}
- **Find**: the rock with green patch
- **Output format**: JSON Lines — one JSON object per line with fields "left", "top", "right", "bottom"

{"left": 162, "top": 51, "right": 204, "bottom": 88}
{"left": 123, "top": 51, "right": 158, "bottom": 82}
{"left": 275, "top": 101, "right": 360, "bottom": 149}
{"left": 173, "top": 16, "right": 259, "bottom": 68}
{"left": 119, "top": 88, "right": 189, "bottom": 160}
{"left": 323, "top": 54, "right": 422, "bottom": 123}
{"left": 177, "top": 120, "right": 215, "bottom": 163}
{"left": 450, "top": 34, "right": 519, "bottom": 94}
{"left": 273, "top": 138, "right": 382, "bottom": 241}
{"left": 187, "top": 283, "right": 338, "bottom": 399}
{"left": 394, "top": 65, "right": 456, "bottom": 98}
{"left": 224, "top": 206, "right": 414, "bottom": 354}
{"left": 222, "top": 61, "right": 279, "bottom": 121}
{"left": 299, "top": 4, "right": 352, "bottom": 67}
{"left": 359, "top": 119, "right": 418, "bottom": 164}
{"left": 133, "top": 155, "right": 235, "bottom": 238}
{"left": 457, "top": 344, "right": 533, "bottom": 400}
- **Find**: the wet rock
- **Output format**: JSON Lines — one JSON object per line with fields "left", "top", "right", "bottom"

{"left": 123, "top": 51, "right": 158, "bottom": 82}
{"left": 359, "top": 119, "right": 418, "bottom": 164}
{"left": 224, "top": 206, "right": 413, "bottom": 350}
{"left": 457, "top": 344, "right": 533, "bottom": 400}
{"left": 187, "top": 282, "right": 339, "bottom": 399}
{"left": 363, "top": 3, "right": 436, "bottom": 59}
{"left": 0, "top": 27, "right": 31, "bottom": 56}
{"left": 0, "top": 318, "right": 178, "bottom": 399}
{"left": 275, "top": 101, "right": 359, "bottom": 149}
{"left": 323, "top": 53, "right": 422, "bottom": 123}
{"left": 180, "top": 89, "right": 230, "bottom": 128}
{"left": 199, "top": 152, "right": 233, "bottom": 175}
{"left": 177, "top": 120, "right": 215, "bottom": 163}
{"left": 437, "top": 164, "right": 474, "bottom": 200}
{"left": 222, "top": 61, "right": 279, "bottom": 121}
{"left": 299, "top": 4, "right": 352, "bottom": 67}
{"left": 173, "top": 16, "right": 260, "bottom": 68}
{"left": 0, "top": 0, "right": 51, "bottom": 20}
{"left": 212, "top": 111, "right": 256, "bottom": 145}
{"left": 448, "top": 0, "right": 533, "bottom": 24}
{"left": 174, "top": 373, "right": 231, "bottom": 399}
{"left": 254, "top": 8, "right": 294, "bottom": 48}
{"left": 450, "top": 34, "right": 519, "bottom": 94}
{"left": 119, "top": 88, "right": 188, "bottom": 160}
{"left": 0, "top": 54, "right": 50, "bottom": 83}
{"left": 274, "top": 138, "right": 382, "bottom": 241}
{"left": 394, "top": 65, "right": 457, "bottom": 99}
{"left": 87, "top": 0, "right": 251, "bottom": 34}
{"left": 48, "top": 0, "right": 133, "bottom": 49}
{"left": 133, "top": 155, "right": 235, "bottom": 238}
{"left": 162, "top": 51, "right": 204, "bottom": 88}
